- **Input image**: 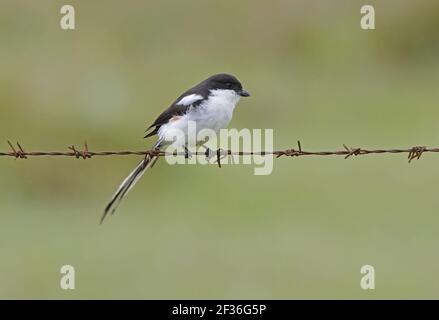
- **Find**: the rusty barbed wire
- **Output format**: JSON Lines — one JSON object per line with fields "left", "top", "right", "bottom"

{"left": 0, "top": 140, "right": 438, "bottom": 164}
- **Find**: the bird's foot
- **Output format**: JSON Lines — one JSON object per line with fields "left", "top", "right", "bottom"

{"left": 202, "top": 146, "right": 215, "bottom": 161}
{"left": 209, "top": 148, "right": 228, "bottom": 168}
{"left": 214, "top": 148, "right": 229, "bottom": 163}
{"left": 184, "top": 147, "right": 192, "bottom": 159}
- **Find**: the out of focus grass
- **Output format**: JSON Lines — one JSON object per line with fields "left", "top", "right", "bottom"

{"left": 1, "top": 0, "right": 439, "bottom": 299}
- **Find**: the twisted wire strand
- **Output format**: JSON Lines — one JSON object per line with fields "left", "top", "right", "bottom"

{"left": 0, "top": 140, "right": 435, "bottom": 163}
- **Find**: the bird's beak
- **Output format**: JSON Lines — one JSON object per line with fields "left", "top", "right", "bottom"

{"left": 238, "top": 89, "right": 251, "bottom": 97}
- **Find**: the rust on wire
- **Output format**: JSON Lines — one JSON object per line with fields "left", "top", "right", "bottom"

{"left": 7, "top": 141, "right": 27, "bottom": 159}
{"left": 343, "top": 144, "right": 362, "bottom": 159}
{"left": 0, "top": 141, "right": 438, "bottom": 163}
{"left": 408, "top": 146, "right": 426, "bottom": 163}
{"left": 275, "top": 140, "right": 303, "bottom": 158}
{"left": 68, "top": 141, "right": 92, "bottom": 159}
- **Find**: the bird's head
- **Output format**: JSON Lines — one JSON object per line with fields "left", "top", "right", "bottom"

{"left": 203, "top": 73, "right": 250, "bottom": 98}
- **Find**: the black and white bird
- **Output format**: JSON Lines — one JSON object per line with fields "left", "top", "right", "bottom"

{"left": 101, "top": 73, "right": 250, "bottom": 223}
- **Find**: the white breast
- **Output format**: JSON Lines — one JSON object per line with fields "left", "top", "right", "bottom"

{"left": 192, "top": 89, "right": 240, "bottom": 132}
{"left": 158, "top": 89, "right": 240, "bottom": 147}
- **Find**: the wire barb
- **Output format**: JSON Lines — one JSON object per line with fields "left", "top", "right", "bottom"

{"left": 343, "top": 144, "right": 362, "bottom": 159}
{"left": 275, "top": 141, "right": 303, "bottom": 158}
{"left": 408, "top": 146, "right": 426, "bottom": 163}
{"left": 216, "top": 148, "right": 222, "bottom": 168}
{"left": 68, "top": 141, "right": 92, "bottom": 159}
{"left": 7, "top": 141, "right": 27, "bottom": 159}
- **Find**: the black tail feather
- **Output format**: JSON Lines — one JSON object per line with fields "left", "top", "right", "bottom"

{"left": 100, "top": 155, "right": 157, "bottom": 224}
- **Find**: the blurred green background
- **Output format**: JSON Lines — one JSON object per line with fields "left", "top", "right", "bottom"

{"left": 1, "top": 0, "right": 439, "bottom": 299}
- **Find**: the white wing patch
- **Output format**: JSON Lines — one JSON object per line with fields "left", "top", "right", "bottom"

{"left": 177, "top": 94, "right": 203, "bottom": 106}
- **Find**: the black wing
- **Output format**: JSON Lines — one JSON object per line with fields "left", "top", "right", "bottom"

{"left": 144, "top": 104, "right": 191, "bottom": 138}
{"left": 144, "top": 86, "right": 209, "bottom": 138}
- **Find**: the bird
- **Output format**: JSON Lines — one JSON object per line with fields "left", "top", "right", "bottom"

{"left": 101, "top": 73, "right": 250, "bottom": 223}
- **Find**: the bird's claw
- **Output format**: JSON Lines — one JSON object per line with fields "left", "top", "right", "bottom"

{"left": 202, "top": 147, "right": 227, "bottom": 163}
{"left": 184, "top": 147, "right": 192, "bottom": 159}
{"left": 204, "top": 147, "right": 215, "bottom": 161}
{"left": 214, "top": 148, "right": 228, "bottom": 163}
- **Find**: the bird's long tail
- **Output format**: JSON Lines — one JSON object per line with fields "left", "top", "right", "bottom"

{"left": 101, "top": 153, "right": 159, "bottom": 224}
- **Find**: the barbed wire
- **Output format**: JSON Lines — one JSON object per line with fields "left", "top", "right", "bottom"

{"left": 0, "top": 140, "right": 436, "bottom": 166}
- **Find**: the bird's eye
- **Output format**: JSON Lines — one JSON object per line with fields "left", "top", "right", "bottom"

{"left": 225, "top": 82, "right": 232, "bottom": 88}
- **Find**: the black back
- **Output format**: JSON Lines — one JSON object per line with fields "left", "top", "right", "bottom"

{"left": 145, "top": 73, "right": 243, "bottom": 138}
